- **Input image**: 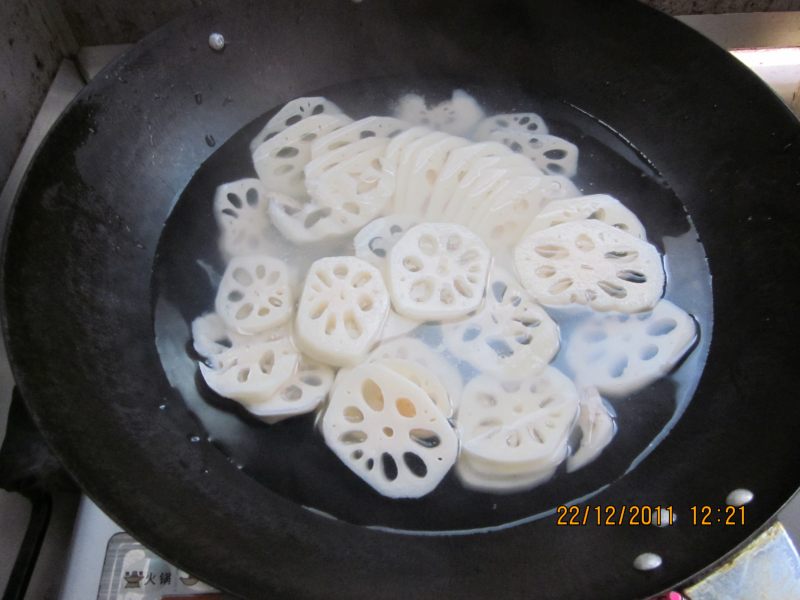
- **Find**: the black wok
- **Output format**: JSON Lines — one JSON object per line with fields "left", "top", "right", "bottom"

{"left": 3, "top": 1, "right": 800, "bottom": 598}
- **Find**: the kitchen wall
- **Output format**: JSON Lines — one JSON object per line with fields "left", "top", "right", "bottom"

{"left": 0, "top": 0, "right": 75, "bottom": 191}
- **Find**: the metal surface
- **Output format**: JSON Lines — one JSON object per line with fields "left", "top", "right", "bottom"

{"left": 685, "top": 522, "right": 800, "bottom": 600}
{"left": 1, "top": 1, "right": 800, "bottom": 599}
{"left": 678, "top": 11, "right": 800, "bottom": 48}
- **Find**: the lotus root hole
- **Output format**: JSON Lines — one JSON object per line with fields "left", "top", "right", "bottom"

{"left": 403, "top": 256, "right": 423, "bottom": 273}
{"left": 647, "top": 318, "right": 677, "bottom": 336}
{"left": 598, "top": 280, "right": 627, "bottom": 298}
{"left": 233, "top": 268, "right": 253, "bottom": 286}
{"left": 410, "top": 279, "right": 434, "bottom": 303}
{"left": 447, "top": 234, "right": 462, "bottom": 251}
{"left": 340, "top": 430, "right": 367, "bottom": 444}
{"left": 403, "top": 453, "right": 428, "bottom": 478}
{"left": 358, "top": 295, "right": 374, "bottom": 311}
{"left": 548, "top": 278, "right": 574, "bottom": 295}
{"left": 575, "top": 234, "right": 595, "bottom": 252}
{"left": 259, "top": 351, "right": 275, "bottom": 374}
{"left": 362, "top": 379, "right": 384, "bottom": 412}
{"left": 396, "top": 397, "right": 417, "bottom": 417}
{"left": 325, "top": 313, "right": 336, "bottom": 335}
{"left": 641, "top": 345, "right": 659, "bottom": 360}
{"left": 535, "top": 245, "right": 568, "bottom": 260}
{"left": 605, "top": 250, "right": 638, "bottom": 262}
{"left": 344, "top": 406, "right": 365, "bottom": 423}
{"left": 343, "top": 311, "right": 363, "bottom": 339}
{"left": 381, "top": 453, "right": 398, "bottom": 481}
{"left": 409, "top": 428, "right": 440, "bottom": 448}
{"left": 235, "top": 303, "right": 254, "bottom": 319}
{"left": 310, "top": 301, "right": 328, "bottom": 319}
{"left": 418, "top": 234, "right": 438, "bottom": 256}
{"left": 283, "top": 385, "right": 302, "bottom": 401}
{"left": 454, "top": 277, "right": 473, "bottom": 298}
{"left": 226, "top": 193, "right": 242, "bottom": 209}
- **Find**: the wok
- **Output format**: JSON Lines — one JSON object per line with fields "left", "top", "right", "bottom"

{"left": 3, "top": 0, "right": 800, "bottom": 598}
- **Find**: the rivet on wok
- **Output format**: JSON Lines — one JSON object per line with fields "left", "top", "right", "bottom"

{"left": 633, "top": 552, "right": 662, "bottom": 571}
{"left": 726, "top": 488, "right": 754, "bottom": 507}
{"left": 208, "top": 33, "right": 225, "bottom": 51}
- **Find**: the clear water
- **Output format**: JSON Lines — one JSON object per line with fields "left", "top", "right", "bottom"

{"left": 151, "top": 79, "right": 712, "bottom": 533}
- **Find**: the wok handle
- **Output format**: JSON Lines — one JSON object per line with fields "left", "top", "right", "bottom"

{"left": 0, "top": 388, "right": 76, "bottom": 600}
{"left": 1, "top": 491, "right": 51, "bottom": 600}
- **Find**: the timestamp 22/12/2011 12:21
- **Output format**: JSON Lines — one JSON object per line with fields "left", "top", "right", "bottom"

{"left": 555, "top": 505, "right": 747, "bottom": 526}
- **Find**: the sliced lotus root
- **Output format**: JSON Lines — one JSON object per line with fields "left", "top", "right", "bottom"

{"left": 213, "top": 178, "right": 274, "bottom": 259}
{"left": 353, "top": 215, "right": 418, "bottom": 271}
{"left": 387, "top": 223, "right": 491, "bottom": 321}
{"left": 191, "top": 312, "right": 291, "bottom": 363}
{"left": 377, "top": 358, "right": 453, "bottom": 417}
{"left": 368, "top": 337, "right": 462, "bottom": 408}
{"left": 514, "top": 220, "right": 665, "bottom": 312}
{"left": 248, "top": 357, "right": 335, "bottom": 425}
{"left": 382, "top": 127, "right": 432, "bottom": 213}
{"left": 249, "top": 97, "right": 346, "bottom": 152}
{"left": 461, "top": 441, "right": 567, "bottom": 477}
{"left": 322, "top": 363, "right": 458, "bottom": 498}
{"left": 267, "top": 191, "right": 370, "bottom": 244}
{"left": 252, "top": 114, "right": 350, "bottom": 198}
{"left": 305, "top": 144, "right": 395, "bottom": 223}
{"left": 378, "top": 310, "right": 420, "bottom": 342}
{"left": 455, "top": 452, "right": 559, "bottom": 493}
{"left": 523, "top": 194, "right": 646, "bottom": 240}
{"left": 443, "top": 164, "right": 530, "bottom": 226}
{"left": 295, "top": 257, "right": 390, "bottom": 367}
{"left": 456, "top": 367, "right": 580, "bottom": 468}
{"left": 467, "top": 175, "right": 580, "bottom": 251}
{"left": 432, "top": 142, "right": 540, "bottom": 221}
{"left": 305, "top": 136, "right": 387, "bottom": 180}
{"left": 443, "top": 267, "right": 559, "bottom": 378}
{"left": 564, "top": 299, "right": 697, "bottom": 397}
{"left": 473, "top": 112, "right": 549, "bottom": 140}
{"left": 393, "top": 131, "right": 451, "bottom": 214}
{"left": 215, "top": 255, "right": 293, "bottom": 334}
{"left": 567, "top": 387, "right": 617, "bottom": 472}
{"left": 401, "top": 134, "right": 472, "bottom": 217}
{"left": 486, "top": 130, "right": 579, "bottom": 178}
{"left": 394, "top": 89, "right": 485, "bottom": 136}
{"left": 311, "top": 116, "right": 408, "bottom": 157}
{"left": 192, "top": 312, "right": 231, "bottom": 359}
{"left": 384, "top": 125, "right": 434, "bottom": 160}
{"left": 199, "top": 336, "right": 299, "bottom": 407}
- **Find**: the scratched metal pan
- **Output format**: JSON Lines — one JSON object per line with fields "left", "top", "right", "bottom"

{"left": 3, "top": 0, "right": 799, "bottom": 598}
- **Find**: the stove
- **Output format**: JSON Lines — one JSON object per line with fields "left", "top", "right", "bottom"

{"left": 63, "top": 500, "right": 221, "bottom": 599}
{"left": 1, "top": 11, "right": 799, "bottom": 600}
